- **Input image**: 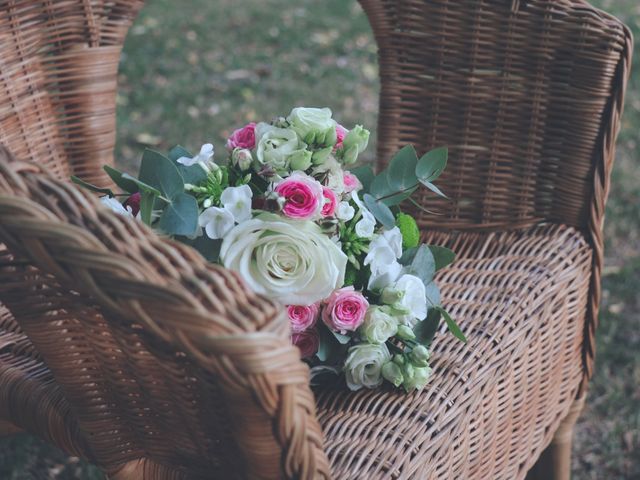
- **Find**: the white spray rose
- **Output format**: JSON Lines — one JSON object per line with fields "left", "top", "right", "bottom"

{"left": 287, "top": 107, "right": 337, "bottom": 145}
{"left": 360, "top": 306, "right": 398, "bottom": 344}
{"left": 344, "top": 343, "right": 392, "bottom": 391}
{"left": 383, "top": 274, "right": 428, "bottom": 322}
{"left": 254, "top": 123, "right": 301, "bottom": 172}
{"left": 220, "top": 214, "right": 347, "bottom": 305}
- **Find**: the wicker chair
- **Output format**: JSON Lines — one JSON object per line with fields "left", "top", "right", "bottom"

{"left": 0, "top": 1, "right": 632, "bottom": 479}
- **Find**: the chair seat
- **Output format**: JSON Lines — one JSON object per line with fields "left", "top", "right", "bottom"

{"left": 315, "top": 224, "right": 592, "bottom": 480}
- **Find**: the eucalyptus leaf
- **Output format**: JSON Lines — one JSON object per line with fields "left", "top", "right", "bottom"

{"left": 363, "top": 193, "right": 396, "bottom": 229}
{"left": 121, "top": 173, "right": 162, "bottom": 196}
{"left": 429, "top": 245, "right": 456, "bottom": 270}
{"left": 103, "top": 165, "right": 139, "bottom": 193}
{"left": 399, "top": 247, "right": 419, "bottom": 266}
{"left": 331, "top": 330, "right": 352, "bottom": 345}
{"left": 158, "top": 192, "right": 199, "bottom": 237}
{"left": 413, "top": 308, "right": 441, "bottom": 346}
{"left": 178, "top": 235, "right": 222, "bottom": 263}
{"left": 419, "top": 179, "right": 448, "bottom": 199}
{"left": 349, "top": 165, "right": 375, "bottom": 193}
{"left": 424, "top": 281, "right": 441, "bottom": 309}
{"left": 317, "top": 325, "right": 347, "bottom": 362}
{"left": 71, "top": 176, "right": 114, "bottom": 197}
{"left": 416, "top": 147, "right": 448, "bottom": 183}
{"left": 388, "top": 145, "right": 419, "bottom": 192}
{"left": 437, "top": 307, "right": 467, "bottom": 343}
{"left": 405, "top": 245, "right": 436, "bottom": 284}
{"left": 139, "top": 190, "right": 156, "bottom": 226}
{"left": 139, "top": 149, "right": 184, "bottom": 199}
{"left": 168, "top": 145, "right": 192, "bottom": 162}
{"left": 168, "top": 145, "right": 208, "bottom": 185}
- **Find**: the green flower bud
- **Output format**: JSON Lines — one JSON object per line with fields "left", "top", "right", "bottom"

{"left": 396, "top": 324, "right": 416, "bottom": 341}
{"left": 403, "top": 365, "right": 432, "bottom": 392}
{"left": 396, "top": 213, "right": 420, "bottom": 249}
{"left": 312, "top": 146, "right": 333, "bottom": 165}
{"left": 382, "top": 361, "right": 404, "bottom": 387}
{"left": 393, "top": 354, "right": 405, "bottom": 366}
{"left": 380, "top": 286, "right": 404, "bottom": 306}
{"left": 342, "top": 145, "right": 359, "bottom": 165}
{"left": 342, "top": 125, "right": 370, "bottom": 154}
{"left": 343, "top": 266, "right": 358, "bottom": 287}
{"left": 289, "top": 149, "right": 313, "bottom": 171}
{"left": 409, "top": 345, "right": 431, "bottom": 368}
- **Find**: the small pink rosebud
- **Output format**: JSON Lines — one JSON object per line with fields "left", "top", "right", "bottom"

{"left": 343, "top": 172, "right": 362, "bottom": 194}
{"left": 274, "top": 172, "right": 324, "bottom": 220}
{"left": 335, "top": 124, "right": 348, "bottom": 149}
{"left": 226, "top": 122, "right": 257, "bottom": 151}
{"left": 287, "top": 304, "right": 320, "bottom": 333}
{"left": 321, "top": 187, "right": 338, "bottom": 217}
{"left": 322, "top": 287, "right": 369, "bottom": 334}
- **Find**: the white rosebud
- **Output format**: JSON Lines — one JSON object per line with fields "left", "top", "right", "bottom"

{"left": 344, "top": 343, "right": 391, "bottom": 391}
{"left": 232, "top": 148, "right": 253, "bottom": 171}
{"left": 198, "top": 207, "right": 235, "bottom": 239}
{"left": 220, "top": 184, "right": 253, "bottom": 223}
{"left": 360, "top": 306, "right": 398, "bottom": 344}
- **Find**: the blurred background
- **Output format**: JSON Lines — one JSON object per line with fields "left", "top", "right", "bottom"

{"left": 1, "top": 0, "right": 638, "bottom": 478}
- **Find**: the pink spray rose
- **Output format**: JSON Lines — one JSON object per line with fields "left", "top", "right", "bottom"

{"left": 321, "top": 187, "right": 338, "bottom": 217}
{"left": 343, "top": 172, "right": 362, "bottom": 193}
{"left": 292, "top": 328, "right": 320, "bottom": 358}
{"left": 226, "top": 122, "right": 256, "bottom": 150}
{"left": 322, "top": 287, "right": 369, "bottom": 334}
{"left": 274, "top": 172, "right": 324, "bottom": 219}
{"left": 335, "top": 124, "right": 348, "bottom": 149}
{"left": 287, "top": 304, "right": 320, "bottom": 333}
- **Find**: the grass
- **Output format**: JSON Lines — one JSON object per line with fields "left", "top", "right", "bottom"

{"left": 1, "top": 0, "right": 638, "bottom": 478}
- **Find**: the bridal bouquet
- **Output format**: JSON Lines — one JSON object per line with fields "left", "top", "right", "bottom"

{"left": 74, "top": 107, "right": 465, "bottom": 392}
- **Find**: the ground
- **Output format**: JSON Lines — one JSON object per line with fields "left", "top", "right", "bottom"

{"left": 1, "top": 0, "right": 638, "bottom": 478}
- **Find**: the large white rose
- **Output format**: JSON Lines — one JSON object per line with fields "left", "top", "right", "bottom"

{"left": 254, "top": 123, "right": 301, "bottom": 172}
{"left": 220, "top": 213, "right": 347, "bottom": 305}
{"left": 344, "top": 343, "right": 392, "bottom": 391}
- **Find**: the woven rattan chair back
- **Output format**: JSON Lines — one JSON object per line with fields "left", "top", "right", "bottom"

{"left": 359, "top": 0, "right": 632, "bottom": 391}
{"left": 0, "top": 1, "right": 143, "bottom": 186}
{"left": 0, "top": 149, "right": 330, "bottom": 479}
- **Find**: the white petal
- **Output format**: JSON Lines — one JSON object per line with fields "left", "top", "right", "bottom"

{"left": 199, "top": 207, "right": 235, "bottom": 239}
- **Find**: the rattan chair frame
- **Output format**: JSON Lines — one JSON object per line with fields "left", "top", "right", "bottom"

{"left": 0, "top": 1, "right": 633, "bottom": 479}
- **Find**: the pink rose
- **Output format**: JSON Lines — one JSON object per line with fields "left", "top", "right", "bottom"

{"left": 343, "top": 172, "right": 361, "bottom": 193}
{"left": 335, "top": 124, "right": 348, "bottom": 149}
{"left": 124, "top": 192, "right": 141, "bottom": 216}
{"left": 274, "top": 172, "right": 324, "bottom": 219}
{"left": 292, "top": 328, "right": 320, "bottom": 358}
{"left": 287, "top": 304, "right": 319, "bottom": 333}
{"left": 226, "top": 122, "right": 256, "bottom": 150}
{"left": 321, "top": 187, "right": 338, "bottom": 217}
{"left": 322, "top": 287, "right": 369, "bottom": 333}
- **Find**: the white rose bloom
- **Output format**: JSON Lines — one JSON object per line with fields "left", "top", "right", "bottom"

{"left": 177, "top": 143, "right": 215, "bottom": 171}
{"left": 287, "top": 107, "right": 337, "bottom": 142}
{"left": 100, "top": 197, "right": 133, "bottom": 218}
{"left": 344, "top": 343, "right": 392, "bottom": 391}
{"left": 220, "top": 214, "right": 347, "bottom": 305}
{"left": 198, "top": 207, "right": 235, "bottom": 240}
{"left": 220, "top": 185, "right": 253, "bottom": 223}
{"left": 360, "top": 307, "right": 398, "bottom": 344}
{"left": 255, "top": 123, "right": 300, "bottom": 172}
{"left": 387, "top": 274, "right": 428, "bottom": 321}
{"left": 336, "top": 201, "right": 355, "bottom": 221}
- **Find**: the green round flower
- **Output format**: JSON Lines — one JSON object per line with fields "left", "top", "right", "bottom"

{"left": 396, "top": 213, "right": 420, "bottom": 249}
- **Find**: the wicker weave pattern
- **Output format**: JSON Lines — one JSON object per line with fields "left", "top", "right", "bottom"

{"left": 359, "top": 0, "right": 633, "bottom": 393}
{"left": 0, "top": 150, "right": 331, "bottom": 479}
{"left": 0, "top": 0, "right": 143, "bottom": 186}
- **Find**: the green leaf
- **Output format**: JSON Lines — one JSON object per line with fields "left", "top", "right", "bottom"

{"left": 139, "top": 190, "right": 156, "bottom": 226}
{"left": 405, "top": 245, "right": 436, "bottom": 284}
{"left": 429, "top": 246, "right": 456, "bottom": 270}
{"left": 420, "top": 180, "right": 448, "bottom": 199}
{"left": 121, "top": 173, "right": 162, "bottom": 196}
{"left": 424, "top": 282, "right": 441, "bottom": 309}
{"left": 349, "top": 165, "right": 374, "bottom": 193}
{"left": 168, "top": 145, "right": 208, "bottom": 185}
{"left": 103, "top": 165, "right": 139, "bottom": 193}
{"left": 388, "top": 145, "right": 418, "bottom": 192}
{"left": 71, "top": 176, "right": 114, "bottom": 197}
{"left": 139, "top": 149, "right": 184, "bottom": 199}
{"left": 413, "top": 309, "right": 441, "bottom": 346}
{"left": 317, "top": 325, "right": 347, "bottom": 362}
{"left": 158, "top": 192, "right": 199, "bottom": 237}
{"left": 363, "top": 193, "right": 395, "bottom": 229}
{"left": 178, "top": 235, "right": 222, "bottom": 263}
{"left": 437, "top": 307, "right": 467, "bottom": 343}
{"left": 167, "top": 145, "right": 192, "bottom": 162}
{"left": 416, "top": 147, "right": 448, "bottom": 183}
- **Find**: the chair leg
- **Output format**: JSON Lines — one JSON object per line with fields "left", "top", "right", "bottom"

{"left": 527, "top": 395, "right": 586, "bottom": 480}
{"left": 0, "top": 419, "right": 22, "bottom": 436}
